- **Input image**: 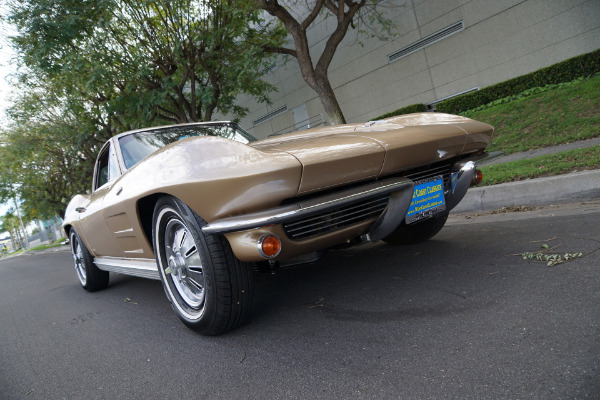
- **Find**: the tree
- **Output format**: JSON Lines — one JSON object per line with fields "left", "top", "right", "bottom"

{"left": 1, "top": 211, "right": 19, "bottom": 250}
{"left": 1, "top": 88, "right": 108, "bottom": 219}
{"left": 0, "top": 210, "right": 26, "bottom": 250}
{"left": 9, "top": 0, "right": 283, "bottom": 127}
{"left": 254, "top": 0, "right": 394, "bottom": 125}
{"left": 3, "top": 0, "right": 284, "bottom": 218}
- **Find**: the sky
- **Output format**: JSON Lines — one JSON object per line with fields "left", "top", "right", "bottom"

{"left": 0, "top": 3, "right": 17, "bottom": 123}
{"left": 0, "top": 6, "right": 18, "bottom": 219}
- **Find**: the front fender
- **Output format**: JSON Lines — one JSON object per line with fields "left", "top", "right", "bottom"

{"left": 116, "top": 137, "right": 303, "bottom": 222}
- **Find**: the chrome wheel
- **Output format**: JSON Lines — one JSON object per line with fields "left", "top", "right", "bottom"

{"left": 164, "top": 219, "right": 205, "bottom": 309}
{"left": 153, "top": 196, "right": 253, "bottom": 335}
{"left": 71, "top": 232, "right": 87, "bottom": 286}
{"left": 68, "top": 229, "right": 109, "bottom": 292}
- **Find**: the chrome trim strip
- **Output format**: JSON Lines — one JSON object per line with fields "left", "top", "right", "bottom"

{"left": 93, "top": 257, "right": 160, "bottom": 280}
{"left": 114, "top": 228, "right": 134, "bottom": 234}
{"left": 202, "top": 177, "right": 414, "bottom": 234}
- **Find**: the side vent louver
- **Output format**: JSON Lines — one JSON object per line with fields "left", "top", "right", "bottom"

{"left": 253, "top": 106, "right": 288, "bottom": 126}
{"left": 388, "top": 21, "right": 464, "bottom": 63}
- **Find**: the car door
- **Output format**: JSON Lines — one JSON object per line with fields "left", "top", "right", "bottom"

{"left": 78, "top": 141, "right": 123, "bottom": 257}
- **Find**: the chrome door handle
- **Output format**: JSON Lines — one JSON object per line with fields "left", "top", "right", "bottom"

{"left": 76, "top": 207, "right": 86, "bottom": 213}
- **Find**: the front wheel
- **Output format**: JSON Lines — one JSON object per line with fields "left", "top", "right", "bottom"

{"left": 382, "top": 211, "right": 449, "bottom": 245}
{"left": 152, "top": 196, "right": 252, "bottom": 335}
{"left": 69, "top": 229, "right": 109, "bottom": 291}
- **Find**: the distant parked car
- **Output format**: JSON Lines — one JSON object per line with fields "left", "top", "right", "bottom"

{"left": 63, "top": 113, "right": 494, "bottom": 335}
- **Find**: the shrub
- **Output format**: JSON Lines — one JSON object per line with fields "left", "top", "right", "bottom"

{"left": 372, "top": 103, "right": 427, "bottom": 120}
{"left": 436, "top": 48, "right": 600, "bottom": 114}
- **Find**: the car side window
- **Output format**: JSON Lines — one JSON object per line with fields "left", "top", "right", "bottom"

{"left": 95, "top": 144, "right": 119, "bottom": 190}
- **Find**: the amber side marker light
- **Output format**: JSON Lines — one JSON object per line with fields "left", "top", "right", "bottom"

{"left": 472, "top": 169, "right": 483, "bottom": 185}
{"left": 258, "top": 234, "right": 282, "bottom": 258}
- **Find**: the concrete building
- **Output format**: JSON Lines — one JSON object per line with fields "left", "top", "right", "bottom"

{"left": 226, "top": 0, "right": 600, "bottom": 139}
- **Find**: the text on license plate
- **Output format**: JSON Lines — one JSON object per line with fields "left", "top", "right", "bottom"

{"left": 405, "top": 176, "right": 446, "bottom": 224}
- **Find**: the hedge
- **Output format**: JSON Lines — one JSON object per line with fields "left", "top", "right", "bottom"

{"left": 372, "top": 103, "right": 427, "bottom": 120}
{"left": 436, "top": 48, "right": 600, "bottom": 115}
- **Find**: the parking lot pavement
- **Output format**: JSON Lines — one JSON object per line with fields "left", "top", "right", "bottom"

{"left": 1, "top": 203, "right": 599, "bottom": 399}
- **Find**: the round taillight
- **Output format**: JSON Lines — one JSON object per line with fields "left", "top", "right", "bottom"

{"left": 258, "top": 234, "right": 281, "bottom": 259}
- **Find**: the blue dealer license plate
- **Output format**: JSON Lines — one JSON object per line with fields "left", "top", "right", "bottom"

{"left": 405, "top": 176, "right": 446, "bottom": 224}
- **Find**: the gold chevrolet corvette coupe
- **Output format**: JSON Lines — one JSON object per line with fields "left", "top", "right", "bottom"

{"left": 63, "top": 113, "right": 494, "bottom": 335}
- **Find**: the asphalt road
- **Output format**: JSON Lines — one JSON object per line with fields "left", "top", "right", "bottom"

{"left": 1, "top": 204, "right": 599, "bottom": 400}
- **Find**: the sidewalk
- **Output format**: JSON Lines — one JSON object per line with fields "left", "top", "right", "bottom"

{"left": 0, "top": 244, "right": 70, "bottom": 260}
{"left": 479, "top": 137, "right": 600, "bottom": 166}
{"left": 454, "top": 138, "right": 600, "bottom": 213}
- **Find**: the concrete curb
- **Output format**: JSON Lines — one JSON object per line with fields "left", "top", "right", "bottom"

{"left": 452, "top": 169, "right": 600, "bottom": 213}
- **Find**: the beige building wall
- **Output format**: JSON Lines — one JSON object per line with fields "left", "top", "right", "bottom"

{"left": 225, "top": 0, "right": 600, "bottom": 139}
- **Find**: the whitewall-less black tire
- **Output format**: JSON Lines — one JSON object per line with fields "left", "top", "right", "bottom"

{"left": 69, "top": 229, "right": 109, "bottom": 292}
{"left": 382, "top": 211, "right": 449, "bottom": 245}
{"left": 152, "top": 196, "right": 252, "bottom": 335}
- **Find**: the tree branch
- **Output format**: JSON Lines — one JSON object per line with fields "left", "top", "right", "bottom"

{"left": 301, "top": 0, "right": 327, "bottom": 30}
{"left": 262, "top": 45, "right": 297, "bottom": 57}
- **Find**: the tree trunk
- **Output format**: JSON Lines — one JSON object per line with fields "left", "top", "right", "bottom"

{"left": 256, "top": 0, "right": 368, "bottom": 126}
{"left": 9, "top": 232, "right": 16, "bottom": 251}
{"left": 314, "top": 77, "right": 346, "bottom": 125}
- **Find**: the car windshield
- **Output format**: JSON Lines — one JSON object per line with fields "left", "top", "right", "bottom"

{"left": 118, "top": 123, "right": 256, "bottom": 169}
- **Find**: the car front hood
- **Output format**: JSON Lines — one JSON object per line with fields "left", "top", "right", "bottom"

{"left": 251, "top": 113, "right": 494, "bottom": 194}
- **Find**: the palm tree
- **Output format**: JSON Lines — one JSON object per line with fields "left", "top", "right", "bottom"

{"left": 1, "top": 211, "right": 24, "bottom": 251}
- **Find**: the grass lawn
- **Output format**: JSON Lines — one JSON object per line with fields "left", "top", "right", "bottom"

{"left": 480, "top": 146, "right": 600, "bottom": 185}
{"left": 462, "top": 75, "right": 600, "bottom": 155}
{"left": 29, "top": 242, "right": 66, "bottom": 251}
{"left": 0, "top": 238, "right": 67, "bottom": 258}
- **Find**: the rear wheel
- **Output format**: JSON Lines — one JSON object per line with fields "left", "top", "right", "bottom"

{"left": 152, "top": 196, "right": 252, "bottom": 335}
{"left": 69, "top": 230, "right": 109, "bottom": 291}
{"left": 382, "top": 211, "right": 449, "bottom": 245}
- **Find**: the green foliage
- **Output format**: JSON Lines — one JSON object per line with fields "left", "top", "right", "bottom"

{"left": 462, "top": 75, "right": 600, "bottom": 155}
{"left": 2, "top": 0, "right": 285, "bottom": 218}
{"left": 1, "top": 121, "right": 96, "bottom": 219}
{"left": 480, "top": 146, "right": 600, "bottom": 185}
{"left": 463, "top": 75, "right": 600, "bottom": 185}
{"left": 371, "top": 103, "right": 427, "bottom": 120}
{"left": 521, "top": 251, "right": 583, "bottom": 267}
{"left": 436, "top": 49, "right": 600, "bottom": 114}
{"left": 0, "top": 210, "right": 25, "bottom": 248}
{"left": 28, "top": 242, "right": 65, "bottom": 251}
{"left": 461, "top": 78, "right": 585, "bottom": 115}
{"left": 8, "top": 0, "right": 283, "bottom": 127}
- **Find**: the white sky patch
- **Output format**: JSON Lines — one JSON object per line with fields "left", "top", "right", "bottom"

{"left": 0, "top": 4, "right": 18, "bottom": 220}
{"left": 0, "top": 5, "right": 18, "bottom": 125}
